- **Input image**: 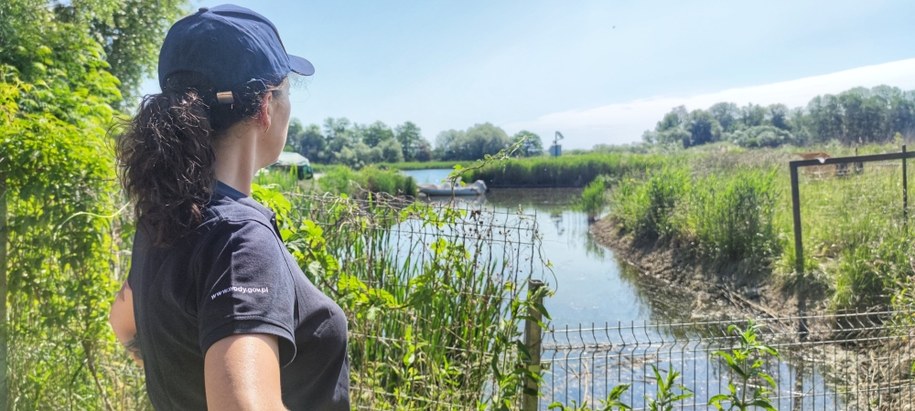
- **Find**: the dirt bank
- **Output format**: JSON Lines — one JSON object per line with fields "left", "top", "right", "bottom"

{"left": 588, "top": 216, "right": 830, "bottom": 323}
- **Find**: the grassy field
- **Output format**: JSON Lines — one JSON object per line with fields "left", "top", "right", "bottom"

{"left": 597, "top": 142, "right": 915, "bottom": 312}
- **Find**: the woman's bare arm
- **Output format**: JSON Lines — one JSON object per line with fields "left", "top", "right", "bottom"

{"left": 109, "top": 281, "right": 142, "bottom": 365}
{"left": 204, "top": 334, "right": 288, "bottom": 411}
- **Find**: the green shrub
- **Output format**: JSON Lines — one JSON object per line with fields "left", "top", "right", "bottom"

{"left": 687, "top": 168, "right": 780, "bottom": 267}
{"left": 317, "top": 165, "right": 416, "bottom": 197}
{"left": 580, "top": 175, "right": 613, "bottom": 220}
{"left": 612, "top": 167, "right": 690, "bottom": 240}
{"left": 318, "top": 166, "right": 364, "bottom": 196}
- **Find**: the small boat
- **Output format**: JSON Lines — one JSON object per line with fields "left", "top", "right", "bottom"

{"left": 418, "top": 180, "right": 487, "bottom": 197}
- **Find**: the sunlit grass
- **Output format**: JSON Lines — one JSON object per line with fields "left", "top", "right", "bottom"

{"left": 605, "top": 144, "right": 915, "bottom": 311}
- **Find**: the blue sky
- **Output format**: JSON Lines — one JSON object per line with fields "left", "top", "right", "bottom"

{"left": 141, "top": 1, "right": 915, "bottom": 149}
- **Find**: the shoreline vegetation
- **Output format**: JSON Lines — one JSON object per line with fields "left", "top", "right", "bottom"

{"left": 5, "top": 0, "right": 915, "bottom": 405}
{"left": 269, "top": 141, "right": 915, "bottom": 318}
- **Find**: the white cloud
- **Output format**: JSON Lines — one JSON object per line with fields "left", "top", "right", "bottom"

{"left": 506, "top": 58, "right": 915, "bottom": 149}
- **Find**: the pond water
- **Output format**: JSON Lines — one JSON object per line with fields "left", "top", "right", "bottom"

{"left": 404, "top": 169, "right": 847, "bottom": 410}
{"left": 407, "top": 169, "right": 692, "bottom": 325}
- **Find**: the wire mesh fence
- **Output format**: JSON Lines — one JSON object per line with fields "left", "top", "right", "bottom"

{"left": 288, "top": 193, "right": 546, "bottom": 410}
{"left": 790, "top": 148, "right": 915, "bottom": 310}
{"left": 542, "top": 310, "right": 915, "bottom": 410}
{"left": 288, "top": 191, "right": 915, "bottom": 410}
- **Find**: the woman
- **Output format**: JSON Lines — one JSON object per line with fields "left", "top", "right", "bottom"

{"left": 109, "top": 5, "right": 349, "bottom": 410}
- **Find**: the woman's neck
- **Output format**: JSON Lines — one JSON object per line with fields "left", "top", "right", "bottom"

{"left": 212, "top": 125, "right": 259, "bottom": 196}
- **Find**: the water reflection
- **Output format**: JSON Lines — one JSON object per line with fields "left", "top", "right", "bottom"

{"left": 403, "top": 169, "right": 847, "bottom": 410}
{"left": 405, "top": 170, "right": 661, "bottom": 326}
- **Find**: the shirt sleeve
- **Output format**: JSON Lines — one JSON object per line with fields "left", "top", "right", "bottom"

{"left": 196, "top": 219, "right": 297, "bottom": 366}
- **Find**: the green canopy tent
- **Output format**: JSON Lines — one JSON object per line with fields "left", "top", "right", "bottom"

{"left": 272, "top": 152, "right": 314, "bottom": 180}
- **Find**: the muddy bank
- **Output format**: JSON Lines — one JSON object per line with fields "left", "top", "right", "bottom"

{"left": 590, "top": 216, "right": 915, "bottom": 408}
{"left": 588, "top": 216, "right": 828, "bottom": 322}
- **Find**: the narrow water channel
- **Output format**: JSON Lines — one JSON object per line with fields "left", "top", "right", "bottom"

{"left": 404, "top": 169, "right": 849, "bottom": 410}
{"left": 405, "top": 169, "right": 692, "bottom": 325}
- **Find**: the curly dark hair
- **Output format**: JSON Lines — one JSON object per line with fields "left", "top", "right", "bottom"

{"left": 116, "top": 73, "right": 281, "bottom": 246}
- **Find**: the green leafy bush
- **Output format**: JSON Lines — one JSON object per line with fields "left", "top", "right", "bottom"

{"left": 686, "top": 168, "right": 780, "bottom": 266}
{"left": 612, "top": 166, "right": 690, "bottom": 240}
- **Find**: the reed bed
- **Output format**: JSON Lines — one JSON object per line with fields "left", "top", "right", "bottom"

{"left": 255, "top": 165, "right": 417, "bottom": 197}
{"left": 255, "top": 189, "right": 548, "bottom": 409}
{"left": 462, "top": 153, "right": 668, "bottom": 187}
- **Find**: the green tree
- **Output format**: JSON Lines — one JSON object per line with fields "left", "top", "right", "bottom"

{"left": 285, "top": 118, "right": 306, "bottom": 152}
{"left": 0, "top": 0, "right": 191, "bottom": 406}
{"left": 434, "top": 129, "right": 465, "bottom": 161}
{"left": 361, "top": 120, "right": 395, "bottom": 147}
{"left": 286, "top": 120, "right": 329, "bottom": 162}
{"left": 888, "top": 89, "right": 915, "bottom": 138}
{"left": 459, "top": 122, "right": 511, "bottom": 160}
{"left": 739, "top": 104, "right": 766, "bottom": 128}
{"left": 395, "top": 121, "right": 426, "bottom": 161}
{"left": 656, "top": 106, "right": 688, "bottom": 132}
{"left": 378, "top": 138, "right": 405, "bottom": 163}
{"left": 709, "top": 102, "right": 740, "bottom": 133}
{"left": 84, "top": 0, "right": 188, "bottom": 106}
{"left": 805, "top": 94, "right": 844, "bottom": 143}
{"left": 685, "top": 109, "right": 721, "bottom": 147}
{"left": 839, "top": 88, "right": 887, "bottom": 144}
{"left": 413, "top": 139, "right": 433, "bottom": 162}
{"left": 511, "top": 130, "right": 544, "bottom": 157}
{"left": 301, "top": 123, "right": 329, "bottom": 163}
{"left": 324, "top": 117, "right": 355, "bottom": 159}
{"left": 766, "top": 104, "right": 790, "bottom": 130}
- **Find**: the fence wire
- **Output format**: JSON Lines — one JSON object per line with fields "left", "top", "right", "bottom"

{"left": 542, "top": 310, "right": 915, "bottom": 410}
{"left": 291, "top": 193, "right": 546, "bottom": 410}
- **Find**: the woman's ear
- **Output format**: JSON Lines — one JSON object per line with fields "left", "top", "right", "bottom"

{"left": 258, "top": 91, "right": 274, "bottom": 131}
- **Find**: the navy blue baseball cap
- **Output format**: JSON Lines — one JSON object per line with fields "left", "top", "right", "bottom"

{"left": 157, "top": 4, "right": 314, "bottom": 94}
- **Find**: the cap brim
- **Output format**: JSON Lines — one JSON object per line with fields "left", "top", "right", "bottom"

{"left": 289, "top": 55, "right": 315, "bottom": 76}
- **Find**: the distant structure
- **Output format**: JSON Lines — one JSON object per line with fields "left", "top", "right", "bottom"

{"left": 272, "top": 151, "right": 314, "bottom": 180}
{"left": 549, "top": 131, "right": 564, "bottom": 157}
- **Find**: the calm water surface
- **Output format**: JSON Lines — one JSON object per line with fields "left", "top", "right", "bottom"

{"left": 404, "top": 169, "right": 843, "bottom": 410}
{"left": 406, "top": 168, "right": 691, "bottom": 326}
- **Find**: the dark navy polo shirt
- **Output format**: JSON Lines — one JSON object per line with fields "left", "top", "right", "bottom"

{"left": 128, "top": 181, "right": 349, "bottom": 410}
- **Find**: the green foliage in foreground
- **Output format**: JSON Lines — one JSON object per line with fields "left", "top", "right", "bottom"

{"left": 548, "top": 384, "right": 631, "bottom": 411}
{"left": 646, "top": 365, "right": 693, "bottom": 411}
{"left": 709, "top": 321, "right": 780, "bottom": 411}
{"left": 253, "top": 187, "right": 551, "bottom": 409}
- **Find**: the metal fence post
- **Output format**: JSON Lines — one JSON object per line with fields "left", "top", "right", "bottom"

{"left": 790, "top": 162, "right": 803, "bottom": 274}
{"left": 903, "top": 145, "right": 908, "bottom": 225}
{"left": 522, "top": 279, "right": 545, "bottom": 411}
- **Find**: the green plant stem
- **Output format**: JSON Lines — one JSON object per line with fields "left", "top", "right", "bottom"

{"left": 0, "top": 177, "right": 7, "bottom": 409}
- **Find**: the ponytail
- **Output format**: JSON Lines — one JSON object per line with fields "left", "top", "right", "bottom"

{"left": 117, "top": 73, "right": 278, "bottom": 246}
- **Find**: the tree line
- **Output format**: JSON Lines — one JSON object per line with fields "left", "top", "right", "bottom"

{"left": 285, "top": 118, "right": 545, "bottom": 167}
{"left": 643, "top": 85, "right": 915, "bottom": 148}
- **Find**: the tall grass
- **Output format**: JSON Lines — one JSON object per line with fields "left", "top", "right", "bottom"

{"left": 379, "top": 160, "right": 471, "bottom": 170}
{"left": 579, "top": 175, "right": 613, "bottom": 220}
{"left": 603, "top": 144, "right": 915, "bottom": 311}
{"left": 263, "top": 190, "right": 543, "bottom": 409}
{"left": 317, "top": 165, "right": 417, "bottom": 197}
{"left": 791, "top": 162, "right": 915, "bottom": 310}
{"left": 464, "top": 153, "right": 668, "bottom": 187}
{"left": 612, "top": 166, "right": 691, "bottom": 241}
{"left": 685, "top": 168, "right": 780, "bottom": 269}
